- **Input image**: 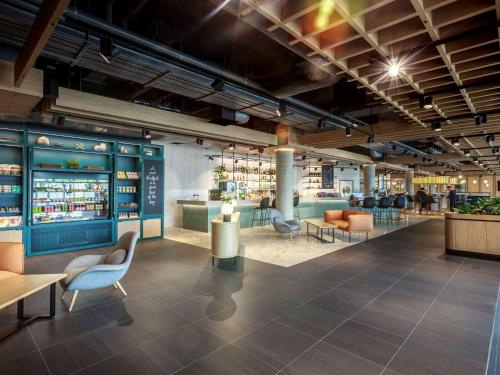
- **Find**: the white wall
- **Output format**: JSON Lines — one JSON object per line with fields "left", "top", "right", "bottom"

{"left": 154, "top": 141, "right": 212, "bottom": 228}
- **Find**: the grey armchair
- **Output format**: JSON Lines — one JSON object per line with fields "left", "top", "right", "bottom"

{"left": 270, "top": 209, "right": 301, "bottom": 239}
{"left": 60, "top": 231, "right": 139, "bottom": 312}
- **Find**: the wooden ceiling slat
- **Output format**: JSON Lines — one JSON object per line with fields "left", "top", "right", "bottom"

{"left": 432, "top": 0, "right": 495, "bottom": 28}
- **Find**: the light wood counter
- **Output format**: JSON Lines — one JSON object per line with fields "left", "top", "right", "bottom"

{"left": 445, "top": 213, "right": 500, "bottom": 257}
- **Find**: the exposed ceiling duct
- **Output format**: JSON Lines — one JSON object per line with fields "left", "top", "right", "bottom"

{"left": 0, "top": 0, "right": 363, "bottom": 133}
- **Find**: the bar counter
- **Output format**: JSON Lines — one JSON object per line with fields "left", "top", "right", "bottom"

{"left": 178, "top": 198, "right": 350, "bottom": 232}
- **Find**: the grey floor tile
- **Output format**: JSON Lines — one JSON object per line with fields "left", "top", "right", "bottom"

{"left": 0, "top": 350, "right": 50, "bottom": 375}
{"left": 73, "top": 347, "right": 165, "bottom": 375}
{"left": 0, "top": 326, "right": 37, "bottom": 364}
{"left": 307, "top": 291, "right": 370, "bottom": 317}
{"left": 233, "top": 321, "right": 317, "bottom": 369}
{"left": 139, "top": 324, "right": 226, "bottom": 373}
{"left": 41, "top": 326, "right": 133, "bottom": 375}
{"left": 175, "top": 345, "right": 278, "bottom": 375}
{"left": 324, "top": 320, "right": 404, "bottom": 367}
{"left": 410, "top": 318, "right": 491, "bottom": 365}
{"left": 387, "top": 337, "right": 485, "bottom": 375}
{"left": 283, "top": 341, "right": 383, "bottom": 375}
{"left": 276, "top": 304, "right": 346, "bottom": 339}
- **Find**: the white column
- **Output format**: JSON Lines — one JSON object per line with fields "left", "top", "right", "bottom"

{"left": 363, "top": 164, "right": 376, "bottom": 197}
{"left": 405, "top": 170, "right": 415, "bottom": 195}
{"left": 276, "top": 148, "right": 294, "bottom": 220}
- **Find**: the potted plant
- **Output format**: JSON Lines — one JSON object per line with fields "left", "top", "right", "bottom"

{"left": 456, "top": 197, "right": 500, "bottom": 215}
{"left": 217, "top": 165, "right": 227, "bottom": 180}
{"left": 66, "top": 160, "right": 80, "bottom": 169}
{"left": 342, "top": 186, "right": 351, "bottom": 197}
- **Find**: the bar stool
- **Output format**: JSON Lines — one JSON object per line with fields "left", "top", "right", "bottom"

{"left": 391, "top": 196, "right": 406, "bottom": 221}
{"left": 361, "top": 197, "right": 376, "bottom": 212}
{"left": 376, "top": 196, "right": 393, "bottom": 223}
{"left": 251, "top": 197, "right": 271, "bottom": 228}
{"left": 293, "top": 196, "right": 300, "bottom": 222}
{"left": 406, "top": 195, "right": 415, "bottom": 213}
{"left": 271, "top": 198, "right": 276, "bottom": 208}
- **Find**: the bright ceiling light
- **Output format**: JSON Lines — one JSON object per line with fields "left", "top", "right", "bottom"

{"left": 315, "top": 0, "right": 335, "bottom": 29}
{"left": 388, "top": 62, "right": 400, "bottom": 78}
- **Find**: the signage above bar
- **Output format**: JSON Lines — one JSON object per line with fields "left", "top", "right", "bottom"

{"left": 412, "top": 176, "right": 458, "bottom": 185}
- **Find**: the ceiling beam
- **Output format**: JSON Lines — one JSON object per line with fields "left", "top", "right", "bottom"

{"left": 14, "top": 0, "right": 70, "bottom": 87}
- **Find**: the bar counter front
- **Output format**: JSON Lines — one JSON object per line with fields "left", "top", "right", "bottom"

{"left": 178, "top": 198, "right": 349, "bottom": 232}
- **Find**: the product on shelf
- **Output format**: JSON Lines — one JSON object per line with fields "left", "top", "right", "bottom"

{"left": 0, "top": 185, "right": 21, "bottom": 193}
{"left": 119, "top": 202, "right": 139, "bottom": 209}
{"left": 118, "top": 186, "right": 137, "bottom": 193}
{"left": 116, "top": 171, "right": 127, "bottom": 179}
{"left": 118, "top": 212, "right": 139, "bottom": 219}
{"left": 0, "top": 206, "right": 21, "bottom": 213}
{"left": 0, "top": 164, "right": 22, "bottom": 175}
{"left": 116, "top": 171, "right": 140, "bottom": 180}
{"left": 38, "top": 163, "right": 62, "bottom": 169}
{"left": 0, "top": 216, "right": 22, "bottom": 227}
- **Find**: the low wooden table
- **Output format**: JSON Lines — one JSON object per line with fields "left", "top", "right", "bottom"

{"left": 0, "top": 274, "right": 66, "bottom": 341}
{"left": 305, "top": 219, "right": 338, "bottom": 243}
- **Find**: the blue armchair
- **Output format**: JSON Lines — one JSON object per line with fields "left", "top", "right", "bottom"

{"left": 60, "top": 231, "right": 139, "bottom": 312}
{"left": 270, "top": 209, "right": 301, "bottom": 239}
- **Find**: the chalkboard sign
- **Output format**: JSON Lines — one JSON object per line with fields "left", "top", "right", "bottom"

{"left": 143, "top": 159, "right": 163, "bottom": 215}
{"left": 322, "top": 165, "right": 334, "bottom": 189}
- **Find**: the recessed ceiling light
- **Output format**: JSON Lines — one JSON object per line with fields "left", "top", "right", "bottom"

{"left": 464, "top": 149, "right": 470, "bottom": 156}
{"left": 431, "top": 121, "right": 442, "bottom": 131}
{"left": 452, "top": 137, "right": 460, "bottom": 146}
{"left": 420, "top": 95, "right": 433, "bottom": 110}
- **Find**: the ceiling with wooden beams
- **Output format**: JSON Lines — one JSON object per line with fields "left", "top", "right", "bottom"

{"left": 227, "top": 0, "right": 500, "bottom": 172}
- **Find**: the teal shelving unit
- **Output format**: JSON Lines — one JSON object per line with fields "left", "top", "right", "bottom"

{"left": 0, "top": 125, "right": 164, "bottom": 256}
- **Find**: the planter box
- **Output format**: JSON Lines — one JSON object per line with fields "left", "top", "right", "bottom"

{"left": 445, "top": 213, "right": 500, "bottom": 258}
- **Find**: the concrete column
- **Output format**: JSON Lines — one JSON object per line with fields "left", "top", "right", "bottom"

{"left": 276, "top": 148, "right": 294, "bottom": 220}
{"left": 405, "top": 170, "right": 415, "bottom": 195}
{"left": 363, "top": 164, "right": 376, "bottom": 196}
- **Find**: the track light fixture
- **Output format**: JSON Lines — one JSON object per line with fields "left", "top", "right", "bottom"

{"left": 196, "top": 137, "right": 204, "bottom": 146}
{"left": 452, "top": 137, "right": 460, "bottom": 146}
{"left": 431, "top": 121, "right": 442, "bottom": 131}
{"left": 301, "top": 154, "right": 307, "bottom": 160}
{"left": 211, "top": 78, "right": 225, "bottom": 92}
{"left": 464, "top": 149, "right": 471, "bottom": 156}
{"left": 142, "top": 128, "right": 152, "bottom": 139}
{"left": 276, "top": 101, "right": 286, "bottom": 117}
{"left": 345, "top": 126, "right": 352, "bottom": 137}
{"left": 229, "top": 143, "right": 235, "bottom": 150}
{"left": 340, "top": 167, "right": 344, "bottom": 171}
{"left": 367, "top": 134, "right": 375, "bottom": 143}
{"left": 493, "top": 147, "right": 499, "bottom": 154}
{"left": 419, "top": 95, "right": 433, "bottom": 110}
{"left": 485, "top": 134, "right": 496, "bottom": 143}
{"left": 208, "top": 156, "right": 214, "bottom": 161}
{"left": 475, "top": 113, "right": 487, "bottom": 125}
{"left": 259, "top": 161, "right": 262, "bottom": 166}
{"left": 317, "top": 118, "right": 326, "bottom": 129}
{"left": 234, "top": 159, "right": 238, "bottom": 164}
{"left": 302, "top": 166, "right": 306, "bottom": 170}
{"left": 318, "top": 158, "right": 322, "bottom": 162}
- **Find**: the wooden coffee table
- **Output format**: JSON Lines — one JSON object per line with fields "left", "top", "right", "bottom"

{"left": 0, "top": 273, "right": 66, "bottom": 341}
{"left": 305, "top": 219, "right": 338, "bottom": 243}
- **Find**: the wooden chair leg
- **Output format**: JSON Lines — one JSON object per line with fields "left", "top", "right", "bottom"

{"left": 113, "top": 283, "right": 118, "bottom": 289}
{"left": 60, "top": 290, "right": 66, "bottom": 300}
{"left": 69, "top": 290, "right": 79, "bottom": 312}
{"left": 116, "top": 281, "right": 128, "bottom": 296}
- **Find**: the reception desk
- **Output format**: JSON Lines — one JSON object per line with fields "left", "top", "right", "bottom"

{"left": 178, "top": 198, "right": 349, "bottom": 232}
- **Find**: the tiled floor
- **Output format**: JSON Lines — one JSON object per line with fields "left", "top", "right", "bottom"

{"left": 166, "top": 215, "right": 432, "bottom": 266}
{"left": 1, "top": 219, "right": 500, "bottom": 374}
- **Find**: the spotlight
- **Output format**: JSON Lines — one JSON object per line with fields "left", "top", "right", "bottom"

{"left": 317, "top": 118, "right": 326, "bottom": 129}
{"left": 208, "top": 156, "right": 214, "bottom": 161}
{"left": 431, "top": 121, "right": 442, "bottom": 131}
{"left": 367, "top": 134, "right": 375, "bottom": 143}
{"left": 452, "top": 137, "right": 460, "bottom": 146}
{"left": 458, "top": 173, "right": 463, "bottom": 179}
{"left": 493, "top": 147, "right": 500, "bottom": 154}
{"left": 234, "top": 159, "right": 238, "bottom": 164}
{"left": 99, "top": 37, "right": 113, "bottom": 64}
{"left": 345, "top": 126, "right": 352, "bottom": 137}
{"left": 276, "top": 101, "right": 286, "bottom": 117}
{"left": 349, "top": 163, "right": 353, "bottom": 166}
{"left": 229, "top": 143, "right": 235, "bottom": 150}
{"left": 54, "top": 114, "right": 65, "bottom": 127}
{"left": 464, "top": 149, "right": 471, "bottom": 157}
{"left": 413, "top": 153, "right": 418, "bottom": 158}
{"left": 259, "top": 161, "right": 262, "bottom": 166}
{"left": 318, "top": 158, "right": 322, "bottom": 162}
{"left": 354, "top": 168, "right": 358, "bottom": 171}
{"left": 196, "top": 137, "right": 204, "bottom": 146}
{"left": 302, "top": 166, "right": 306, "bottom": 170}
{"left": 475, "top": 113, "right": 487, "bottom": 125}
{"left": 419, "top": 95, "right": 433, "bottom": 110}
{"left": 211, "top": 78, "right": 225, "bottom": 92}
{"left": 258, "top": 147, "right": 264, "bottom": 154}
{"left": 473, "top": 157, "right": 478, "bottom": 162}
{"left": 142, "top": 128, "right": 152, "bottom": 139}
{"left": 388, "top": 62, "right": 400, "bottom": 77}
{"left": 301, "top": 154, "right": 306, "bottom": 160}
{"left": 340, "top": 168, "right": 344, "bottom": 171}
{"left": 485, "top": 134, "right": 496, "bottom": 143}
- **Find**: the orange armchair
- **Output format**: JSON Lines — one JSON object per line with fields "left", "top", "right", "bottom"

{"left": 0, "top": 242, "right": 24, "bottom": 281}
{"left": 324, "top": 210, "right": 373, "bottom": 242}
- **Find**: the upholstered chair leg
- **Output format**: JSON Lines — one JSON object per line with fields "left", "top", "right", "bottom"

{"left": 69, "top": 290, "right": 79, "bottom": 312}
{"left": 116, "top": 281, "right": 128, "bottom": 296}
